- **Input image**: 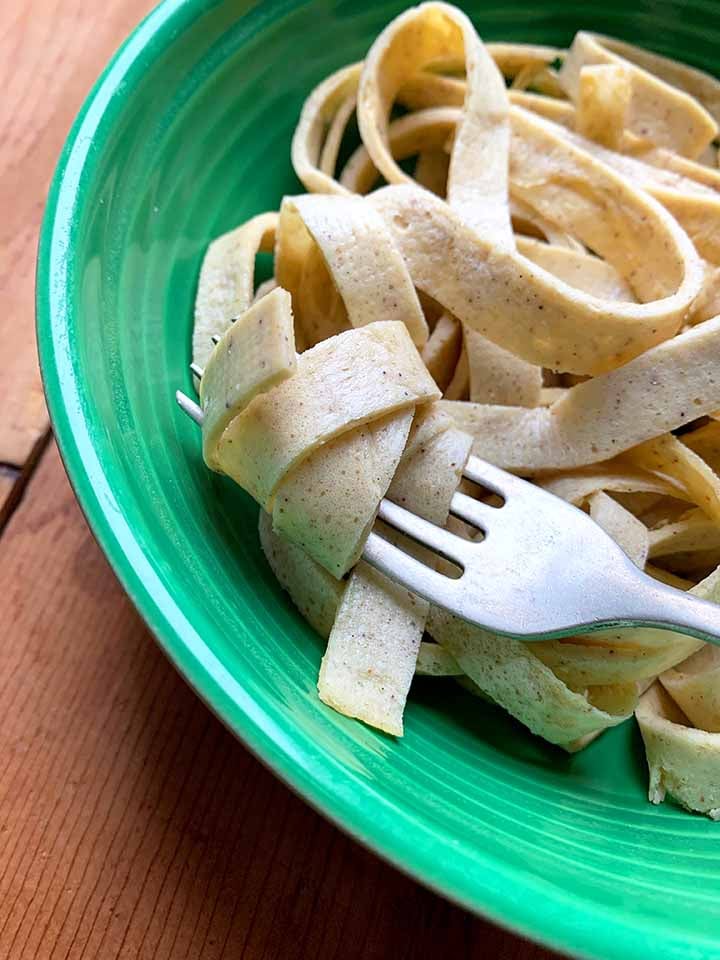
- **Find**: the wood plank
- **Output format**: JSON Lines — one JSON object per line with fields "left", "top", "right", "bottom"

{"left": 0, "top": 465, "right": 19, "bottom": 526}
{"left": 0, "top": 431, "right": 50, "bottom": 533}
{"left": 0, "top": 0, "right": 155, "bottom": 467}
{"left": 0, "top": 441, "right": 559, "bottom": 960}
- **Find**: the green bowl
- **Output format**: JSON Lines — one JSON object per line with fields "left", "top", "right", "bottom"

{"left": 37, "top": 1, "right": 720, "bottom": 957}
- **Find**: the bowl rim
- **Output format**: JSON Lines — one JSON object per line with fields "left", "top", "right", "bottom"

{"left": 34, "top": 3, "right": 716, "bottom": 958}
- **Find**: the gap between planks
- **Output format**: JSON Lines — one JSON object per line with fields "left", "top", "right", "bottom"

{"left": 0, "top": 428, "right": 51, "bottom": 536}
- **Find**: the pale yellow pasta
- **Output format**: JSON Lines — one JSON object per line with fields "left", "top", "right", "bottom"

{"left": 661, "top": 646, "right": 720, "bottom": 733}
{"left": 200, "top": 287, "right": 296, "bottom": 469}
{"left": 216, "top": 321, "right": 438, "bottom": 508}
{"left": 292, "top": 62, "right": 362, "bottom": 195}
{"left": 191, "top": 5, "right": 720, "bottom": 791}
{"left": 588, "top": 491, "right": 649, "bottom": 570}
{"left": 625, "top": 434, "right": 720, "bottom": 524}
{"left": 319, "top": 562, "right": 428, "bottom": 736}
{"left": 372, "top": 183, "right": 701, "bottom": 375}
{"left": 575, "top": 63, "right": 631, "bottom": 149}
{"left": 272, "top": 410, "right": 413, "bottom": 577}
{"left": 193, "top": 212, "right": 277, "bottom": 370}
{"left": 559, "top": 31, "right": 717, "bottom": 157}
{"left": 428, "top": 605, "right": 638, "bottom": 748}
{"left": 276, "top": 194, "right": 428, "bottom": 348}
{"left": 357, "top": 2, "right": 513, "bottom": 242}
{"left": 637, "top": 683, "right": 720, "bottom": 819}
{"left": 439, "top": 315, "right": 720, "bottom": 472}
{"left": 258, "top": 509, "right": 345, "bottom": 639}
{"left": 420, "top": 312, "right": 462, "bottom": 390}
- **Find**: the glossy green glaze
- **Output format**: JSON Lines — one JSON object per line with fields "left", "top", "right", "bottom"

{"left": 36, "top": 2, "right": 720, "bottom": 957}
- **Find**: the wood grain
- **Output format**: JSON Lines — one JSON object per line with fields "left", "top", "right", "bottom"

{"left": 0, "top": 466, "right": 20, "bottom": 525}
{"left": 1, "top": 0, "right": 562, "bottom": 954}
{"left": 0, "top": 0, "right": 155, "bottom": 467}
{"left": 0, "top": 441, "right": 561, "bottom": 960}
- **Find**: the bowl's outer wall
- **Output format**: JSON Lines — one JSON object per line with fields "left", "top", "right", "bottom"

{"left": 37, "top": 2, "right": 720, "bottom": 958}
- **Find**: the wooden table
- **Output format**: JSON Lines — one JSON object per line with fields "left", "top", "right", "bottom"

{"left": 0, "top": 2, "right": 561, "bottom": 956}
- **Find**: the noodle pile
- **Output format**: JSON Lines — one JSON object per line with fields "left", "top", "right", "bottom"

{"left": 191, "top": 2, "right": 720, "bottom": 817}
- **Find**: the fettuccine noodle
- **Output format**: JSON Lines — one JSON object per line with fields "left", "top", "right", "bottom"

{"left": 189, "top": 2, "right": 720, "bottom": 817}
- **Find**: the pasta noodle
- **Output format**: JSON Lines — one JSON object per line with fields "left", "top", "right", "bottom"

{"left": 188, "top": 1, "right": 720, "bottom": 816}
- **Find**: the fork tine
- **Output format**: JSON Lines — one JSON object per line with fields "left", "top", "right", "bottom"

{"left": 377, "top": 499, "right": 470, "bottom": 567}
{"left": 362, "top": 530, "right": 460, "bottom": 599}
{"left": 449, "top": 490, "right": 496, "bottom": 531}
{"left": 190, "top": 362, "right": 204, "bottom": 380}
{"left": 211, "top": 334, "right": 221, "bottom": 345}
{"left": 176, "top": 390, "right": 204, "bottom": 425}
{"left": 462, "top": 455, "right": 523, "bottom": 497}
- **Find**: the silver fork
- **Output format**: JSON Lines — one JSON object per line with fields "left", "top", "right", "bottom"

{"left": 176, "top": 384, "right": 720, "bottom": 645}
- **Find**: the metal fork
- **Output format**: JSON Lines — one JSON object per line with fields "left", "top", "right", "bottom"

{"left": 176, "top": 380, "right": 720, "bottom": 645}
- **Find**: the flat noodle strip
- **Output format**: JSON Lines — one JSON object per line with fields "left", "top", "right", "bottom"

{"left": 292, "top": 62, "right": 362, "bottom": 195}
{"left": 320, "top": 94, "right": 357, "bottom": 176}
{"left": 661, "top": 646, "right": 720, "bottom": 733}
{"left": 387, "top": 403, "right": 471, "bottom": 524}
{"left": 510, "top": 197, "right": 584, "bottom": 251}
{"left": 588, "top": 490, "right": 649, "bottom": 570}
{"left": 539, "top": 464, "right": 684, "bottom": 506}
{"left": 464, "top": 324, "right": 541, "bottom": 407}
{"left": 372, "top": 184, "right": 702, "bottom": 375}
{"left": 396, "top": 70, "right": 465, "bottom": 111}
{"left": 276, "top": 214, "right": 346, "bottom": 349}
{"left": 648, "top": 511, "right": 720, "bottom": 559}
{"left": 277, "top": 195, "right": 428, "bottom": 348}
{"left": 624, "top": 434, "right": 720, "bottom": 524}
{"left": 443, "top": 346, "right": 469, "bottom": 400}
{"left": 341, "top": 99, "right": 720, "bottom": 270}
{"left": 575, "top": 63, "right": 631, "bottom": 149}
{"left": 193, "top": 212, "right": 277, "bottom": 369}
{"left": 318, "top": 562, "right": 428, "bottom": 736}
{"left": 200, "top": 288, "right": 296, "bottom": 469}
{"left": 342, "top": 107, "right": 456, "bottom": 194}
{"left": 538, "top": 386, "right": 567, "bottom": 406}
{"left": 428, "top": 605, "right": 637, "bottom": 748}
{"left": 216, "top": 321, "right": 439, "bottom": 508}
{"left": 252, "top": 278, "right": 278, "bottom": 304}
{"left": 559, "top": 31, "right": 717, "bottom": 158}
{"left": 413, "top": 150, "right": 450, "bottom": 195}
{"left": 259, "top": 509, "right": 483, "bottom": 683}
{"left": 636, "top": 146, "right": 720, "bottom": 191}
{"left": 439, "top": 314, "right": 720, "bottom": 472}
{"left": 595, "top": 34, "right": 720, "bottom": 125}
{"left": 258, "top": 510, "right": 344, "bottom": 639}
{"left": 358, "top": 1, "right": 513, "bottom": 242}
{"left": 259, "top": 517, "right": 460, "bottom": 683}
{"left": 347, "top": 100, "right": 703, "bottom": 280}
{"left": 485, "top": 42, "right": 563, "bottom": 79}
{"left": 683, "top": 420, "right": 720, "bottom": 471}
{"left": 550, "top": 123, "right": 720, "bottom": 266}
{"left": 516, "top": 238, "right": 634, "bottom": 301}
{"left": 509, "top": 90, "right": 576, "bottom": 126}
{"left": 415, "top": 641, "right": 463, "bottom": 676}
{"left": 533, "top": 562, "right": 720, "bottom": 690}
{"left": 637, "top": 683, "right": 720, "bottom": 819}
{"left": 532, "top": 636, "right": 690, "bottom": 688}
{"left": 508, "top": 108, "right": 694, "bottom": 303}
{"left": 511, "top": 91, "right": 720, "bottom": 192}
{"left": 396, "top": 43, "right": 563, "bottom": 110}
{"left": 647, "top": 566, "right": 694, "bottom": 590}
{"left": 420, "top": 312, "right": 462, "bottom": 390}
{"left": 272, "top": 410, "right": 413, "bottom": 577}
{"left": 319, "top": 403, "right": 471, "bottom": 734}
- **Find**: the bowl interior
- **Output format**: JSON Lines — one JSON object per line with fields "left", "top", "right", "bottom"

{"left": 38, "top": 1, "right": 720, "bottom": 958}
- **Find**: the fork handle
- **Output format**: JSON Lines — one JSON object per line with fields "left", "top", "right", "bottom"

{"left": 596, "top": 571, "right": 720, "bottom": 646}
